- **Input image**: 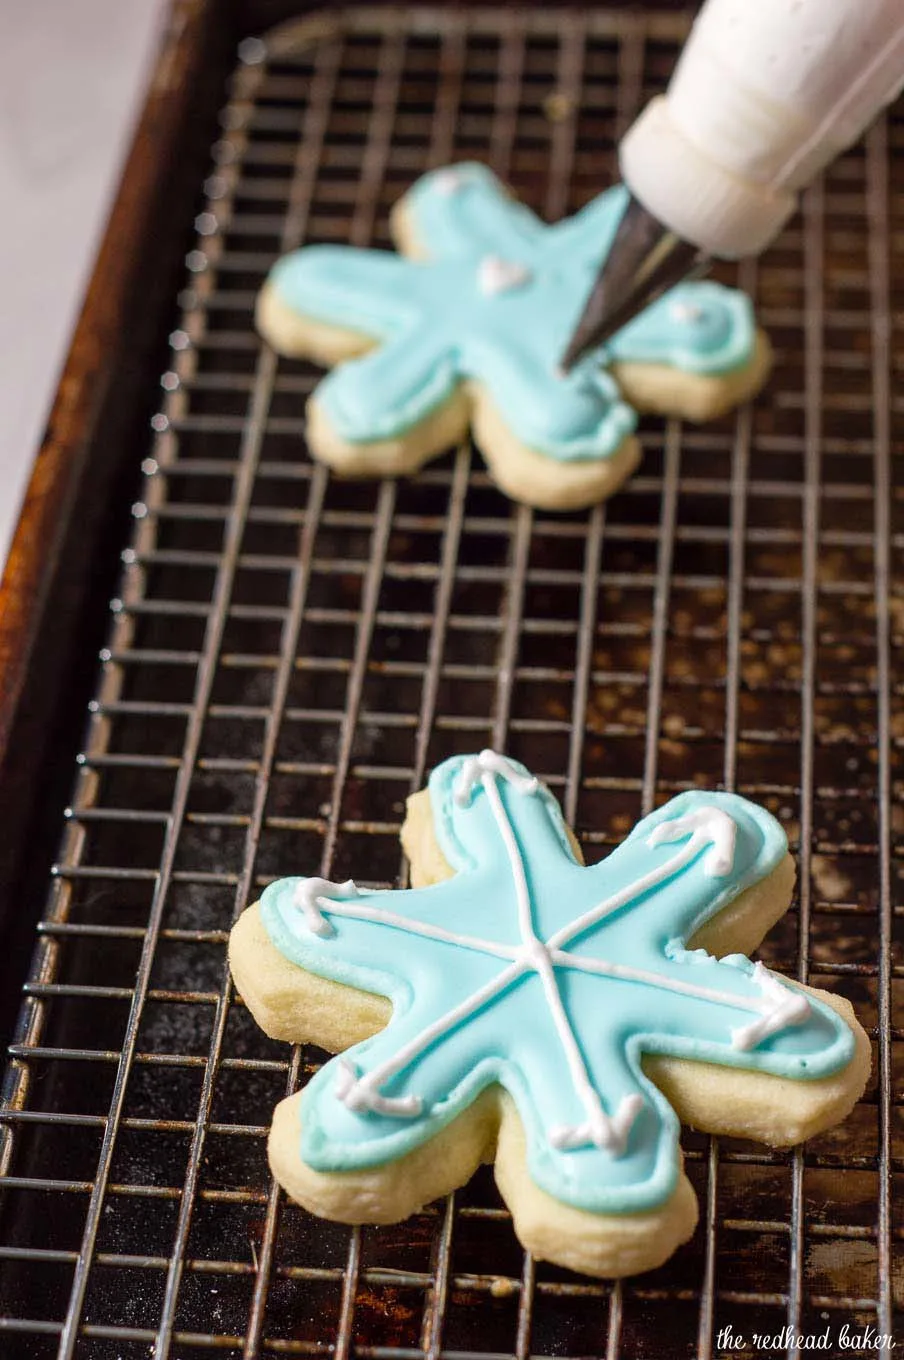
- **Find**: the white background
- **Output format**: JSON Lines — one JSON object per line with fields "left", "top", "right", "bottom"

{"left": 0, "top": 0, "right": 169, "bottom": 573}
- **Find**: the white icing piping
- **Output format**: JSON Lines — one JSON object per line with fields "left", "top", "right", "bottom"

{"left": 482, "top": 769, "right": 638, "bottom": 1155}
{"left": 551, "top": 949, "right": 811, "bottom": 1048}
{"left": 288, "top": 757, "right": 811, "bottom": 1146}
{"left": 482, "top": 771, "right": 535, "bottom": 941}
{"left": 291, "top": 880, "right": 517, "bottom": 961}
{"left": 335, "top": 1056, "right": 421, "bottom": 1117}
{"left": 294, "top": 877, "right": 357, "bottom": 937}
{"left": 551, "top": 1097, "right": 643, "bottom": 1154}
{"left": 550, "top": 949, "right": 762, "bottom": 1011}
{"left": 547, "top": 805, "right": 738, "bottom": 955}
{"left": 334, "top": 957, "right": 525, "bottom": 1119}
{"left": 731, "top": 961, "right": 812, "bottom": 1051}
{"left": 648, "top": 806, "right": 737, "bottom": 876}
{"left": 454, "top": 749, "right": 538, "bottom": 805}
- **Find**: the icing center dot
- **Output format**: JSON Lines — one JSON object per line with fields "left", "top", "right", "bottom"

{"left": 517, "top": 938, "right": 551, "bottom": 971}
{"left": 432, "top": 167, "right": 466, "bottom": 195}
{"left": 670, "top": 299, "right": 705, "bottom": 323}
{"left": 478, "top": 254, "right": 532, "bottom": 297}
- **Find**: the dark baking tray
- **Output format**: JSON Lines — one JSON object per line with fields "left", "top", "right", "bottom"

{"left": 0, "top": 4, "right": 900, "bottom": 1357}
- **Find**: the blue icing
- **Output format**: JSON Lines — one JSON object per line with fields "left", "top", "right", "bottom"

{"left": 265, "top": 162, "right": 758, "bottom": 464}
{"left": 258, "top": 752, "right": 855, "bottom": 1216}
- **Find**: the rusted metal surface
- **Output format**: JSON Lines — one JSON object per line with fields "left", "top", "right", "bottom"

{"left": 0, "top": 8, "right": 900, "bottom": 1357}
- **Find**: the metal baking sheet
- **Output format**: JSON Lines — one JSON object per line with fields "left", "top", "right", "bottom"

{"left": 0, "top": 8, "right": 900, "bottom": 1357}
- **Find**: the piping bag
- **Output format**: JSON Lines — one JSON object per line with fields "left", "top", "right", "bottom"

{"left": 563, "top": 0, "right": 904, "bottom": 372}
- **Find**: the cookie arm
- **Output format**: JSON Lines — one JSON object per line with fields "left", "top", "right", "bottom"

{"left": 313, "top": 337, "right": 459, "bottom": 444}
{"left": 262, "top": 244, "right": 418, "bottom": 343}
{"left": 606, "top": 280, "right": 758, "bottom": 376}
{"left": 394, "top": 163, "right": 546, "bottom": 261}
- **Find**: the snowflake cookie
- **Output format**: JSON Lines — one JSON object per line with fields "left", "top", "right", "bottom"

{"left": 256, "top": 163, "right": 771, "bottom": 510}
{"left": 229, "top": 751, "right": 869, "bottom": 1278}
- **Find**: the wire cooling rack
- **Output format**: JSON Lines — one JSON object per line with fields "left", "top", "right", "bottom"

{"left": 0, "top": 7, "right": 901, "bottom": 1357}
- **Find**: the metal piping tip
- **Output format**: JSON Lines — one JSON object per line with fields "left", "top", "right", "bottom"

{"left": 561, "top": 193, "right": 711, "bottom": 372}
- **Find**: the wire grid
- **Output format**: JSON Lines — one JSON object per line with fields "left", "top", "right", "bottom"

{"left": 0, "top": 6, "right": 901, "bottom": 1357}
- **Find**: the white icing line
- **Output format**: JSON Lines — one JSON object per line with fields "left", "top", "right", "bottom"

{"left": 483, "top": 767, "right": 635, "bottom": 1154}
{"left": 333, "top": 762, "right": 536, "bottom": 1124}
{"left": 731, "top": 962, "right": 811, "bottom": 1051}
{"left": 551, "top": 1096, "right": 643, "bottom": 1153}
{"left": 535, "top": 945, "right": 630, "bottom": 1152}
{"left": 335, "top": 1057, "right": 422, "bottom": 1117}
{"left": 336, "top": 957, "right": 528, "bottom": 1115}
{"left": 293, "top": 878, "right": 357, "bottom": 936}
{"left": 301, "top": 891, "right": 518, "bottom": 961}
{"left": 551, "top": 950, "right": 763, "bottom": 1012}
{"left": 483, "top": 771, "right": 535, "bottom": 942}
{"left": 648, "top": 806, "right": 737, "bottom": 876}
{"left": 454, "top": 749, "right": 538, "bottom": 806}
{"left": 551, "top": 951, "right": 812, "bottom": 1051}
{"left": 548, "top": 805, "right": 737, "bottom": 953}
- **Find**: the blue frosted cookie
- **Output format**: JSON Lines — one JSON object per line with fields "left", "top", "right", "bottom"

{"left": 229, "top": 751, "right": 869, "bottom": 1278}
{"left": 255, "top": 163, "right": 771, "bottom": 510}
